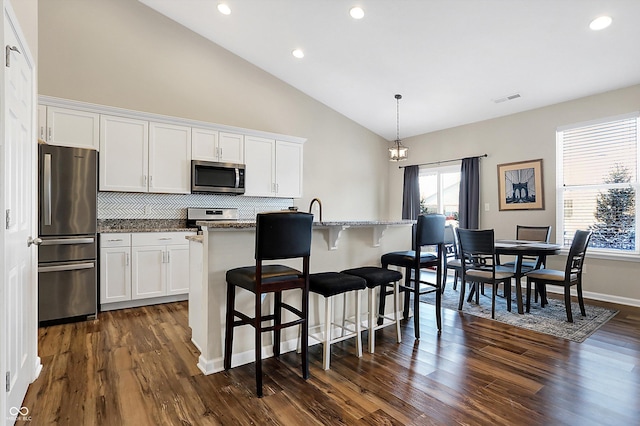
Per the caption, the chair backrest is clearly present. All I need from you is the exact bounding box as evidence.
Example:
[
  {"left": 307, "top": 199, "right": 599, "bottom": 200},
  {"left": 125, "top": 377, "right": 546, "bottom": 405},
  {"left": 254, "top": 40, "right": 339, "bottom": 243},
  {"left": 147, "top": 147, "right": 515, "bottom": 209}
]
[
  {"left": 415, "top": 214, "right": 446, "bottom": 247},
  {"left": 255, "top": 212, "right": 313, "bottom": 260},
  {"left": 444, "top": 224, "right": 459, "bottom": 259},
  {"left": 456, "top": 228, "right": 497, "bottom": 271},
  {"left": 564, "top": 229, "right": 592, "bottom": 277},
  {"left": 516, "top": 225, "right": 551, "bottom": 242}
]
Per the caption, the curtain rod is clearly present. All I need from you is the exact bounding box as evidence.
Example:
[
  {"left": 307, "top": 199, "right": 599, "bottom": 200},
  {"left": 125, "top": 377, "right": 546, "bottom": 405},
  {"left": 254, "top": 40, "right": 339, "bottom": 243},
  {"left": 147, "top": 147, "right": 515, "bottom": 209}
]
[{"left": 398, "top": 153, "right": 488, "bottom": 169}]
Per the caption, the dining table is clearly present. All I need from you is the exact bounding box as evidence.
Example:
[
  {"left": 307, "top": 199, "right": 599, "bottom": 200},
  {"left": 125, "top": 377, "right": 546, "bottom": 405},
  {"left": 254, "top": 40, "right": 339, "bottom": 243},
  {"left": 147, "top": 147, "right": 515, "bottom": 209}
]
[{"left": 494, "top": 239, "right": 562, "bottom": 314}]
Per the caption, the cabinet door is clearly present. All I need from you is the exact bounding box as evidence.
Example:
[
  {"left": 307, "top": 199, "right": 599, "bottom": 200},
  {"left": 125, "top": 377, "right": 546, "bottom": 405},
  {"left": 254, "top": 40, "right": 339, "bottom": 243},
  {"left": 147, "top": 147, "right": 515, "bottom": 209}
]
[
  {"left": 45, "top": 106, "right": 100, "bottom": 150},
  {"left": 99, "top": 115, "right": 149, "bottom": 192},
  {"left": 99, "top": 246, "right": 131, "bottom": 304},
  {"left": 149, "top": 122, "right": 191, "bottom": 194},
  {"left": 166, "top": 245, "right": 190, "bottom": 295},
  {"left": 218, "top": 132, "right": 244, "bottom": 164},
  {"left": 37, "top": 105, "right": 47, "bottom": 141},
  {"left": 131, "top": 245, "right": 166, "bottom": 299},
  {"left": 192, "top": 128, "right": 218, "bottom": 162},
  {"left": 275, "top": 140, "right": 303, "bottom": 198},
  {"left": 244, "top": 135, "right": 275, "bottom": 197}
]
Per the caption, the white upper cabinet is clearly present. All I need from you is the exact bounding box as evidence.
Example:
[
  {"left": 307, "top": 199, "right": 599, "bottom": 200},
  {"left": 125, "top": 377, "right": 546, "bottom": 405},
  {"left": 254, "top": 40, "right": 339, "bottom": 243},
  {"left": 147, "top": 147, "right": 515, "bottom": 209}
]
[
  {"left": 191, "top": 128, "right": 218, "bottom": 162},
  {"left": 99, "top": 116, "right": 191, "bottom": 194},
  {"left": 149, "top": 122, "right": 191, "bottom": 194},
  {"left": 39, "top": 105, "right": 100, "bottom": 150},
  {"left": 40, "top": 96, "right": 305, "bottom": 197},
  {"left": 192, "top": 128, "right": 244, "bottom": 164},
  {"left": 99, "top": 115, "right": 149, "bottom": 192},
  {"left": 218, "top": 132, "right": 244, "bottom": 164},
  {"left": 244, "top": 136, "right": 303, "bottom": 198},
  {"left": 275, "top": 140, "right": 303, "bottom": 198},
  {"left": 244, "top": 135, "right": 276, "bottom": 197}
]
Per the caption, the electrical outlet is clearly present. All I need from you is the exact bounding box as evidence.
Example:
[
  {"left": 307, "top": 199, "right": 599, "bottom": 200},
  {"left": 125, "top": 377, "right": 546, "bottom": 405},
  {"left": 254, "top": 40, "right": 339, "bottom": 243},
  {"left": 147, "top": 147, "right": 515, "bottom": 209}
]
[
  {"left": 484, "top": 203, "right": 490, "bottom": 212},
  {"left": 145, "top": 205, "right": 152, "bottom": 215}
]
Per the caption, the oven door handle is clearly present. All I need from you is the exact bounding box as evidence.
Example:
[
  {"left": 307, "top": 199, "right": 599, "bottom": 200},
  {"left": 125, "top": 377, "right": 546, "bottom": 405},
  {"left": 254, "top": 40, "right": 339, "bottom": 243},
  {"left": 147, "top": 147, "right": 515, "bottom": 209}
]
[
  {"left": 40, "top": 237, "right": 95, "bottom": 246},
  {"left": 39, "top": 261, "right": 95, "bottom": 273}
]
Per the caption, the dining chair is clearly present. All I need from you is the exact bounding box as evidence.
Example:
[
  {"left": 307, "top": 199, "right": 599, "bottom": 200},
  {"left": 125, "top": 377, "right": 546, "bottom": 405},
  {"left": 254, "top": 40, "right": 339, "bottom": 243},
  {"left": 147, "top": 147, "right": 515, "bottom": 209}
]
[
  {"left": 443, "top": 224, "right": 462, "bottom": 292},
  {"left": 456, "top": 228, "right": 515, "bottom": 319},
  {"left": 380, "top": 214, "right": 446, "bottom": 337},
  {"left": 223, "top": 211, "right": 313, "bottom": 397},
  {"left": 525, "top": 229, "right": 592, "bottom": 322},
  {"left": 499, "top": 225, "right": 552, "bottom": 301}
]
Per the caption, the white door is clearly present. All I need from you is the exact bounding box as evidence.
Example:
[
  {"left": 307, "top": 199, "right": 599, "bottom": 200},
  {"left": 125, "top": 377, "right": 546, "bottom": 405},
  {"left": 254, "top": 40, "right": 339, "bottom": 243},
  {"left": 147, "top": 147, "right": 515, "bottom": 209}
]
[
  {"left": 191, "top": 127, "right": 218, "bottom": 162},
  {"left": 2, "top": 4, "right": 38, "bottom": 423}
]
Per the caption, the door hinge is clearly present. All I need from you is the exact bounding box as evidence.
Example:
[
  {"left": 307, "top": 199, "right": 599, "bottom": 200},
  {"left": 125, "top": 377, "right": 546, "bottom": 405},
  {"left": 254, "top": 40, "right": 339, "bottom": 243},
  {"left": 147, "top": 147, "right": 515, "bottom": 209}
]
[
  {"left": 5, "top": 209, "right": 10, "bottom": 229},
  {"left": 5, "top": 371, "right": 10, "bottom": 392},
  {"left": 5, "top": 45, "right": 21, "bottom": 67}
]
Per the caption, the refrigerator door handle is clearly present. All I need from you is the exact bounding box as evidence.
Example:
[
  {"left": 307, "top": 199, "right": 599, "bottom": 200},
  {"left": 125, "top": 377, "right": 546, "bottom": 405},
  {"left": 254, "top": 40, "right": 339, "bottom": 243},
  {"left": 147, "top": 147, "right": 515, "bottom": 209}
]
[
  {"left": 39, "top": 237, "right": 95, "bottom": 245},
  {"left": 43, "top": 153, "right": 52, "bottom": 226},
  {"left": 38, "top": 261, "right": 95, "bottom": 273}
]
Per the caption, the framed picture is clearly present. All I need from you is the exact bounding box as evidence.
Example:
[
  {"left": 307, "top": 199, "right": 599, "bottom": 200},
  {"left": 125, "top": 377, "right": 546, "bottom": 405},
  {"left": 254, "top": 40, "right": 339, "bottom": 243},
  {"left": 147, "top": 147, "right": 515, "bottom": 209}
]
[{"left": 497, "top": 159, "right": 544, "bottom": 211}]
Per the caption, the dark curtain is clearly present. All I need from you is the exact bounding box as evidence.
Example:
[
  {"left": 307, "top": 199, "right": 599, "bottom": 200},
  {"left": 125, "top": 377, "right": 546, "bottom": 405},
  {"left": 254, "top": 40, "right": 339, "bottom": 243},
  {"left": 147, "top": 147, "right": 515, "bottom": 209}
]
[
  {"left": 402, "top": 165, "right": 420, "bottom": 220},
  {"left": 459, "top": 157, "right": 480, "bottom": 229}
]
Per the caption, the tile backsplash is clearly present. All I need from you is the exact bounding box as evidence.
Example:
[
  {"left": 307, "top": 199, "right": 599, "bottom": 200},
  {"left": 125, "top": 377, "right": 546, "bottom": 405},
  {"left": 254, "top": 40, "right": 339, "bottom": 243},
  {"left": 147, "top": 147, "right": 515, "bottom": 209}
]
[{"left": 97, "top": 192, "right": 293, "bottom": 220}]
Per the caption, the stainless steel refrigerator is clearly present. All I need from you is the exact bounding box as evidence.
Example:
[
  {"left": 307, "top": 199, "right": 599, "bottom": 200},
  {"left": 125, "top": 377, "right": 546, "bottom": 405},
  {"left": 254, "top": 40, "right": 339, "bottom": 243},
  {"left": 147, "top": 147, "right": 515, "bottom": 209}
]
[{"left": 38, "top": 144, "right": 97, "bottom": 323}]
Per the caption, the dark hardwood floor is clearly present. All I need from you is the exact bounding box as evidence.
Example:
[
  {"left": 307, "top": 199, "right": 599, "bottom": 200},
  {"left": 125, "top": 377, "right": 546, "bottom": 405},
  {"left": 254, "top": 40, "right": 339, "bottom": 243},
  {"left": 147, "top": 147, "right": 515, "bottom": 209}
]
[{"left": 19, "top": 291, "right": 640, "bottom": 426}]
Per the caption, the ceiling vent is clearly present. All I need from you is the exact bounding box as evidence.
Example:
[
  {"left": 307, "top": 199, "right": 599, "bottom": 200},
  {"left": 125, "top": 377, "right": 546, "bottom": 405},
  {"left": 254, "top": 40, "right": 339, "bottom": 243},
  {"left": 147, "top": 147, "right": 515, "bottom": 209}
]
[{"left": 493, "top": 93, "right": 521, "bottom": 103}]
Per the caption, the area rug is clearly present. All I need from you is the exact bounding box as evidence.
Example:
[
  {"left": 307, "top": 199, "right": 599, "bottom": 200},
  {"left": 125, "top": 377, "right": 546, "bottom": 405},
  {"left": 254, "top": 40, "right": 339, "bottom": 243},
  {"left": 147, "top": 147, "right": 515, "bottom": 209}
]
[{"left": 421, "top": 282, "right": 618, "bottom": 343}]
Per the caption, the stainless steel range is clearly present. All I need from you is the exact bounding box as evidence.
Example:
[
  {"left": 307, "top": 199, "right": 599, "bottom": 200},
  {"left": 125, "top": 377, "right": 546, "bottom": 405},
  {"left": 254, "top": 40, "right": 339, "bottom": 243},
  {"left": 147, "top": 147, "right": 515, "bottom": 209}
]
[{"left": 187, "top": 207, "right": 239, "bottom": 230}]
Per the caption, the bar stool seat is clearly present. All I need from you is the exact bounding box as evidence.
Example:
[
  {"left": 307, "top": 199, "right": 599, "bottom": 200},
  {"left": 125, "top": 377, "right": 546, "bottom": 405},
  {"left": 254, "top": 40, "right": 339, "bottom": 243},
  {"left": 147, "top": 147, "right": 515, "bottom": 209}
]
[
  {"left": 307, "top": 272, "right": 366, "bottom": 370},
  {"left": 341, "top": 267, "right": 403, "bottom": 353}
]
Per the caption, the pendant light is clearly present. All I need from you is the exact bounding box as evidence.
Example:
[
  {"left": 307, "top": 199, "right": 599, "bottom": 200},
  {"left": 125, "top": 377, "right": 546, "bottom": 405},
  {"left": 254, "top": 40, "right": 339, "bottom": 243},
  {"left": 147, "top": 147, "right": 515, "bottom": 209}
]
[{"left": 389, "top": 94, "right": 408, "bottom": 161}]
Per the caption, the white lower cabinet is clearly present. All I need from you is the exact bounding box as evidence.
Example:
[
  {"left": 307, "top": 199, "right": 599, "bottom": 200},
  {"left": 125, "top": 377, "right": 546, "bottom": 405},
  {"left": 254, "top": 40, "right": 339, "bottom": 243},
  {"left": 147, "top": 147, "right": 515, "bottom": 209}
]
[
  {"left": 100, "top": 231, "right": 194, "bottom": 308},
  {"left": 99, "top": 234, "right": 132, "bottom": 304}
]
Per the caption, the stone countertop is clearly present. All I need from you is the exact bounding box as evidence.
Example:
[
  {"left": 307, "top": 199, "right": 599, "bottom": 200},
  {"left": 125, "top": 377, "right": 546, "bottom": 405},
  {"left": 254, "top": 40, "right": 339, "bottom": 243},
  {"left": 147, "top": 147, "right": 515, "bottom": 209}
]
[
  {"left": 196, "top": 219, "right": 414, "bottom": 229},
  {"left": 97, "top": 219, "right": 197, "bottom": 233}
]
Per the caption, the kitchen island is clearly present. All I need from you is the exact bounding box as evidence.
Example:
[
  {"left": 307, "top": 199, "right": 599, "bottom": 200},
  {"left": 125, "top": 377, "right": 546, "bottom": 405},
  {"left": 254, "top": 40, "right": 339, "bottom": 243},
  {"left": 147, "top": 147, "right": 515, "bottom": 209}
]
[{"left": 189, "top": 219, "right": 413, "bottom": 375}]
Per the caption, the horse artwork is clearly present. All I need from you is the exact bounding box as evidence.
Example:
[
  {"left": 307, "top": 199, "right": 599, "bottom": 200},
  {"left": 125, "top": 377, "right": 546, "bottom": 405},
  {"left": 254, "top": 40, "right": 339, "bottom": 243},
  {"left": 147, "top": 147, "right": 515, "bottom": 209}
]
[{"left": 497, "top": 159, "right": 545, "bottom": 210}]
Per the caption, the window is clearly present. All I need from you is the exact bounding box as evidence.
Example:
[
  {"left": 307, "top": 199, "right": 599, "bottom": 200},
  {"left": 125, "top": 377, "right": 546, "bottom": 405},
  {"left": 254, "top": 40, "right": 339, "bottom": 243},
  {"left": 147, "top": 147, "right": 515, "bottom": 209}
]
[
  {"left": 419, "top": 165, "right": 460, "bottom": 225},
  {"left": 557, "top": 112, "right": 639, "bottom": 255}
]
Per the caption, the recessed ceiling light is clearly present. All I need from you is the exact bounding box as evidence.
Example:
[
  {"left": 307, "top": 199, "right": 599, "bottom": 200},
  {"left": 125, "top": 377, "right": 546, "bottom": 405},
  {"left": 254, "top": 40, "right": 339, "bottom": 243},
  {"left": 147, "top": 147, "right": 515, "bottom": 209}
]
[
  {"left": 589, "top": 16, "right": 612, "bottom": 30},
  {"left": 292, "top": 49, "right": 304, "bottom": 59},
  {"left": 349, "top": 7, "right": 365, "bottom": 20},
  {"left": 217, "top": 3, "right": 231, "bottom": 15}
]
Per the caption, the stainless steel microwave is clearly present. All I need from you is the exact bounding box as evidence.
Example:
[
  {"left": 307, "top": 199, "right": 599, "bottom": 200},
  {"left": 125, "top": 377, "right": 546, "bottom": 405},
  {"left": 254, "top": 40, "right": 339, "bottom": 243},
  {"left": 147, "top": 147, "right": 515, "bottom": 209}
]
[{"left": 191, "top": 161, "right": 245, "bottom": 194}]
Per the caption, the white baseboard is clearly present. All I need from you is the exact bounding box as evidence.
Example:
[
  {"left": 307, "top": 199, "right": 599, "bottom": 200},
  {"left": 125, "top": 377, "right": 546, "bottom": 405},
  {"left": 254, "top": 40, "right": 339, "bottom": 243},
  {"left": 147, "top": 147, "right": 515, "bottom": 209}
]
[{"left": 197, "top": 336, "right": 302, "bottom": 376}]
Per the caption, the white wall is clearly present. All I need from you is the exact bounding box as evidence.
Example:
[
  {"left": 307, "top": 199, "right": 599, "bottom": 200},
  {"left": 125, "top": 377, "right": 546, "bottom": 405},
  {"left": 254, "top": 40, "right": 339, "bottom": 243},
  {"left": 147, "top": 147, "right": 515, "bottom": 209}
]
[
  {"left": 37, "top": 0, "right": 390, "bottom": 221},
  {"left": 389, "top": 84, "right": 640, "bottom": 304}
]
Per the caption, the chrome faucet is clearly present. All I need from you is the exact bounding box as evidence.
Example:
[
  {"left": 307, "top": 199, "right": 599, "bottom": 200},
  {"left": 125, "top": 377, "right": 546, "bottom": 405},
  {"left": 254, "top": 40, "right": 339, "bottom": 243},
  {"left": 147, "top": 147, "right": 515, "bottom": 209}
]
[{"left": 308, "top": 198, "right": 323, "bottom": 222}]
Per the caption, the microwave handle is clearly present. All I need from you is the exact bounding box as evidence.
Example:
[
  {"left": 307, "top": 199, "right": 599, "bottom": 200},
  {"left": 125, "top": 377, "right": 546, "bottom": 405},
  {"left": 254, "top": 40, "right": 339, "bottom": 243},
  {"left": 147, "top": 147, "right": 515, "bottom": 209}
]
[{"left": 235, "top": 168, "right": 240, "bottom": 188}]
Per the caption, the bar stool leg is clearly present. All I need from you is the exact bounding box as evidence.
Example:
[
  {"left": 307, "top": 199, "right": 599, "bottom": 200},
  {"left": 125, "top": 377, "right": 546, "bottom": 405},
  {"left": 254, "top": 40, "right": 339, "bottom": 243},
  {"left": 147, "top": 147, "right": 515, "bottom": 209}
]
[
  {"left": 394, "top": 279, "right": 401, "bottom": 343},
  {"left": 368, "top": 286, "right": 376, "bottom": 353},
  {"left": 355, "top": 289, "right": 363, "bottom": 358},
  {"left": 322, "top": 295, "right": 332, "bottom": 370}
]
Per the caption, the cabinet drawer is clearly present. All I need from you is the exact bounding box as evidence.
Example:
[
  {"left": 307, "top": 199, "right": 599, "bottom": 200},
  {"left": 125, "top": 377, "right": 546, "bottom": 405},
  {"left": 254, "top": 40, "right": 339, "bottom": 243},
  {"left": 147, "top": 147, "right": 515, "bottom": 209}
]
[
  {"left": 131, "top": 232, "right": 194, "bottom": 246},
  {"left": 100, "top": 233, "right": 131, "bottom": 248}
]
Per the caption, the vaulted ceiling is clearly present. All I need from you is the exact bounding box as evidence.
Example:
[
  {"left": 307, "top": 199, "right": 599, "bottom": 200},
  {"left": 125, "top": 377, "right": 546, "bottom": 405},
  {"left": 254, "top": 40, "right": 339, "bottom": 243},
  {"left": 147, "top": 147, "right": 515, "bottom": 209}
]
[{"left": 139, "top": 0, "right": 640, "bottom": 141}]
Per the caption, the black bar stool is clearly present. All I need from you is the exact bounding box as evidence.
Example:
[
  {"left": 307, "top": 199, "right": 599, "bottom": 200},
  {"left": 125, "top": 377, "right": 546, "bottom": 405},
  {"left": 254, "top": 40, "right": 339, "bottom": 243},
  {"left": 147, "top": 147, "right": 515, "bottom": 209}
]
[
  {"left": 307, "top": 272, "right": 367, "bottom": 370},
  {"left": 380, "top": 214, "right": 446, "bottom": 338},
  {"left": 341, "top": 266, "right": 403, "bottom": 353},
  {"left": 223, "top": 211, "right": 313, "bottom": 398}
]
